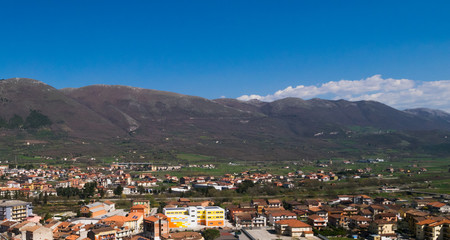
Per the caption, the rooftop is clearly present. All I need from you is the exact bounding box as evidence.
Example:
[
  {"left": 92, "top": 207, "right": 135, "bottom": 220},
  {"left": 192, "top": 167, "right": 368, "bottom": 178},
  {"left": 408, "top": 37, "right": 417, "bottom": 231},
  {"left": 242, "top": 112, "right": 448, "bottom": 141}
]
[
  {"left": 276, "top": 219, "right": 312, "bottom": 228},
  {"left": 0, "top": 200, "right": 31, "bottom": 207}
]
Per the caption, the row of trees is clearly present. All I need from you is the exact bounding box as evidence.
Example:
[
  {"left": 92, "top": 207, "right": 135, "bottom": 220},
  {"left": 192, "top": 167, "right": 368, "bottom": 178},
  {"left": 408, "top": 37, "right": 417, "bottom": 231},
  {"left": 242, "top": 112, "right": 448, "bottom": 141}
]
[
  {"left": 0, "top": 110, "right": 52, "bottom": 129},
  {"left": 56, "top": 182, "right": 98, "bottom": 199},
  {"left": 56, "top": 183, "right": 129, "bottom": 200},
  {"left": 0, "top": 190, "right": 28, "bottom": 200}
]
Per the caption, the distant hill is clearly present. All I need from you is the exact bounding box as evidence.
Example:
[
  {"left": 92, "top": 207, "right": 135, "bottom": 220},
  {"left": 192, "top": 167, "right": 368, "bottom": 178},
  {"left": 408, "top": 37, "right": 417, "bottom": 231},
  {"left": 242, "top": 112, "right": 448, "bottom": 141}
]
[
  {"left": 1, "top": 78, "right": 449, "bottom": 161},
  {"left": 0, "top": 78, "right": 124, "bottom": 138}
]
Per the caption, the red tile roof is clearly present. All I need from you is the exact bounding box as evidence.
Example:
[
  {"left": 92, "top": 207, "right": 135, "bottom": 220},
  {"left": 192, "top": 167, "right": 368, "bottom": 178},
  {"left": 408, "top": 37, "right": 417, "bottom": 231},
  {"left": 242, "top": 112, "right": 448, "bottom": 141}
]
[{"left": 276, "top": 219, "right": 312, "bottom": 228}]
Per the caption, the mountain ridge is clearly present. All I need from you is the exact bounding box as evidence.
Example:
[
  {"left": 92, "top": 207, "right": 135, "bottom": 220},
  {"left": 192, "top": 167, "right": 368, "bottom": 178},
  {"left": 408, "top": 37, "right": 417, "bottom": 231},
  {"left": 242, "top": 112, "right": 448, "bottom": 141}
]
[{"left": 1, "top": 78, "right": 449, "bottom": 160}]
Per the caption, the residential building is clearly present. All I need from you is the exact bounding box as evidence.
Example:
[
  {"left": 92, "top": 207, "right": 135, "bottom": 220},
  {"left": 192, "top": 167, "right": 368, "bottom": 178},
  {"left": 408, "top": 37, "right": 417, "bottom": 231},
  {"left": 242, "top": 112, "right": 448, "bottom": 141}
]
[
  {"left": 23, "top": 225, "right": 53, "bottom": 240},
  {"left": 375, "top": 213, "right": 398, "bottom": 222},
  {"left": 103, "top": 200, "right": 116, "bottom": 212},
  {"left": 228, "top": 207, "right": 255, "bottom": 222},
  {"left": 130, "top": 204, "right": 150, "bottom": 216},
  {"left": 143, "top": 215, "right": 169, "bottom": 240},
  {"left": 349, "top": 216, "right": 372, "bottom": 230},
  {"left": 427, "top": 202, "right": 450, "bottom": 213},
  {"left": 307, "top": 214, "right": 328, "bottom": 229},
  {"left": 0, "top": 200, "right": 33, "bottom": 221},
  {"left": 329, "top": 214, "right": 349, "bottom": 229},
  {"left": 369, "top": 220, "right": 397, "bottom": 240},
  {"left": 80, "top": 202, "right": 107, "bottom": 218},
  {"left": 234, "top": 213, "right": 266, "bottom": 228},
  {"left": 132, "top": 200, "right": 151, "bottom": 211},
  {"left": 267, "top": 199, "right": 282, "bottom": 208},
  {"left": 354, "top": 195, "right": 373, "bottom": 205},
  {"left": 415, "top": 219, "right": 450, "bottom": 240},
  {"left": 266, "top": 210, "right": 297, "bottom": 226},
  {"left": 163, "top": 206, "right": 224, "bottom": 229},
  {"left": 275, "top": 219, "right": 314, "bottom": 238},
  {"left": 87, "top": 227, "right": 117, "bottom": 240}
]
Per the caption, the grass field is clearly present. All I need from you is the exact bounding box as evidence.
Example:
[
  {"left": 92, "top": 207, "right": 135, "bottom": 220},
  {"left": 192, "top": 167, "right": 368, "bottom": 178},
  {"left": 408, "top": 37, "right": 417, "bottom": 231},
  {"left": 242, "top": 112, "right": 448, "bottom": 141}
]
[{"left": 176, "top": 153, "right": 214, "bottom": 162}]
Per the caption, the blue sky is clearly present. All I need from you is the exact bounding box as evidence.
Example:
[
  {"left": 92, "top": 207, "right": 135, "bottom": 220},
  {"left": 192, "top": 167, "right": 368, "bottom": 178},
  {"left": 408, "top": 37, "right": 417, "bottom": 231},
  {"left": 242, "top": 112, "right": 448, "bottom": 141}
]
[{"left": 1, "top": 1, "right": 450, "bottom": 111}]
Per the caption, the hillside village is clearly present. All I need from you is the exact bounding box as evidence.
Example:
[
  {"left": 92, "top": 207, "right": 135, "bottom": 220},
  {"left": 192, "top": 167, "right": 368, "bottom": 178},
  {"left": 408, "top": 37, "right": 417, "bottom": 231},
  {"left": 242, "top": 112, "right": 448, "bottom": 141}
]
[{"left": 0, "top": 163, "right": 447, "bottom": 240}]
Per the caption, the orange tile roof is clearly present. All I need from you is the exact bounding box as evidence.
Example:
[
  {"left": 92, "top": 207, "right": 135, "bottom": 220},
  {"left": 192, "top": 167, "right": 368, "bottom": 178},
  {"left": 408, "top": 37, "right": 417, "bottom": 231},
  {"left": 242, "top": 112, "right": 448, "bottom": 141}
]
[
  {"left": 308, "top": 207, "right": 322, "bottom": 212},
  {"left": 23, "top": 225, "right": 40, "bottom": 232},
  {"left": 144, "top": 216, "right": 160, "bottom": 222},
  {"left": 66, "top": 235, "right": 79, "bottom": 240},
  {"left": 276, "top": 219, "right": 312, "bottom": 228},
  {"left": 269, "top": 210, "right": 296, "bottom": 217},
  {"left": 416, "top": 219, "right": 438, "bottom": 226},
  {"left": 428, "top": 202, "right": 446, "bottom": 208},
  {"left": 428, "top": 219, "right": 450, "bottom": 227},
  {"left": 58, "top": 222, "right": 70, "bottom": 229},
  {"left": 103, "top": 200, "right": 114, "bottom": 205},
  {"left": 360, "top": 195, "right": 372, "bottom": 199},
  {"left": 131, "top": 204, "right": 147, "bottom": 210},
  {"left": 101, "top": 215, "right": 129, "bottom": 225},
  {"left": 128, "top": 212, "right": 143, "bottom": 220},
  {"left": 155, "top": 213, "right": 168, "bottom": 220}
]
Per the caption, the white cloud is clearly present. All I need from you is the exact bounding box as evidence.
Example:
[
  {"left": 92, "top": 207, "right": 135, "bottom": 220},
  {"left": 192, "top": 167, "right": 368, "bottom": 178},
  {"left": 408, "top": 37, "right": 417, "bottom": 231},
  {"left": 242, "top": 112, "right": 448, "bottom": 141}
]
[{"left": 237, "top": 75, "right": 450, "bottom": 113}]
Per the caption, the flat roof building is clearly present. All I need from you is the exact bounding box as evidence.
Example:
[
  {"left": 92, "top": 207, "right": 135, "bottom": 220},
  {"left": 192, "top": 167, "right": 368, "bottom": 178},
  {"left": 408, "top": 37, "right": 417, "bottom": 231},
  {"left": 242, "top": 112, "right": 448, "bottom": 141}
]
[
  {"left": 0, "top": 200, "right": 33, "bottom": 221},
  {"left": 163, "top": 206, "right": 225, "bottom": 229}
]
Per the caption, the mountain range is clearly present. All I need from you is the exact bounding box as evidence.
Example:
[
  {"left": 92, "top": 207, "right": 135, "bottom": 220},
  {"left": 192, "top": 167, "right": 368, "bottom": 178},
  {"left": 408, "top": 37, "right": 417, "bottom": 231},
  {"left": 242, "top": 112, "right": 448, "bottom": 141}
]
[{"left": 1, "top": 78, "right": 449, "bottom": 161}]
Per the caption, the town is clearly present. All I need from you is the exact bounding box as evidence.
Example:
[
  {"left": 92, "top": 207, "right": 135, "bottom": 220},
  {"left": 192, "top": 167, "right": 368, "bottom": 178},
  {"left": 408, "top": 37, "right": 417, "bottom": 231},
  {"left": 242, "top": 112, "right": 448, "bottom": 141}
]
[{"left": 0, "top": 161, "right": 448, "bottom": 240}]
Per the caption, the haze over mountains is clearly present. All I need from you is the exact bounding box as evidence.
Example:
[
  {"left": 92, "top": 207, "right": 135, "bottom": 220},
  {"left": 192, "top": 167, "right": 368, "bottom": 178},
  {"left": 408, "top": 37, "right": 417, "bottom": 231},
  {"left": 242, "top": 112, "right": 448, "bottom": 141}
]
[{"left": 1, "top": 78, "right": 449, "bottom": 160}]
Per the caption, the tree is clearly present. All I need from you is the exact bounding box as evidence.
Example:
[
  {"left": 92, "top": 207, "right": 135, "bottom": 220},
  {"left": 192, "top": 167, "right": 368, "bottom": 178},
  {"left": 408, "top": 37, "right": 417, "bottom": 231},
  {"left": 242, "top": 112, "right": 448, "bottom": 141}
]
[
  {"left": 82, "top": 182, "right": 97, "bottom": 198},
  {"left": 236, "top": 180, "right": 255, "bottom": 194},
  {"left": 43, "top": 212, "right": 53, "bottom": 221},
  {"left": 4, "top": 191, "right": 10, "bottom": 199},
  {"left": 202, "top": 229, "right": 220, "bottom": 240},
  {"left": 24, "top": 109, "right": 52, "bottom": 129},
  {"left": 0, "top": 117, "right": 7, "bottom": 128},
  {"left": 43, "top": 192, "right": 48, "bottom": 205},
  {"left": 38, "top": 192, "right": 43, "bottom": 203},
  {"left": 99, "top": 188, "right": 106, "bottom": 199},
  {"left": 114, "top": 185, "right": 123, "bottom": 196},
  {"left": 137, "top": 186, "right": 146, "bottom": 194},
  {"left": 8, "top": 114, "right": 23, "bottom": 129}
]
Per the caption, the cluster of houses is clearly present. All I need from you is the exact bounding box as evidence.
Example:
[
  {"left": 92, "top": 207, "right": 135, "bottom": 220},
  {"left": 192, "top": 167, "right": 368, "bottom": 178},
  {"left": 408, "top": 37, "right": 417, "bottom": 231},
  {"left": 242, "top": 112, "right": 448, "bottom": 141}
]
[
  {"left": 0, "top": 161, "right": 448, "bottom": 240},
  {"left": 0, "top": 199, "right": 215, "bottom": 240},
  {"left": 226, "top": 194, "right": 450, "bottom": 240},
  {"left": 0, "top": 192, "right": 449, "bottom": 240},
  {"left": 0, "top": 161, "right": 433, "bottom": 200}
]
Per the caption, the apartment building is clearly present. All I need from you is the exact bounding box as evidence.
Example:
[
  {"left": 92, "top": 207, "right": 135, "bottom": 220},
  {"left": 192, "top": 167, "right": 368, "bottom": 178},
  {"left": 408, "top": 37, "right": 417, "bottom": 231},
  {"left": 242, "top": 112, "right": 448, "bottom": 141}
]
[
  {"left": 307, "top": 214, "right": 328, "bottom": 230},
  {"left": 369, "top": 220, "right": 397, "bottom": 239},
  {"left": 163, "top": 206, "right": 225, "bottom": 229},
  {"left": 0, "top": 200, "right": 33, "bottom": 221},
  {"left": 275, "top": 219, "right": 314, "bottom": 238},
  {"left": 143, "top": 215, "right": 169, "bottom": 240},
  {"left": 415, "top": 219, "right": 450, "bottom": 240},
  {"left": 80, "top": 202, "right": 107, "bottom": 218}
]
